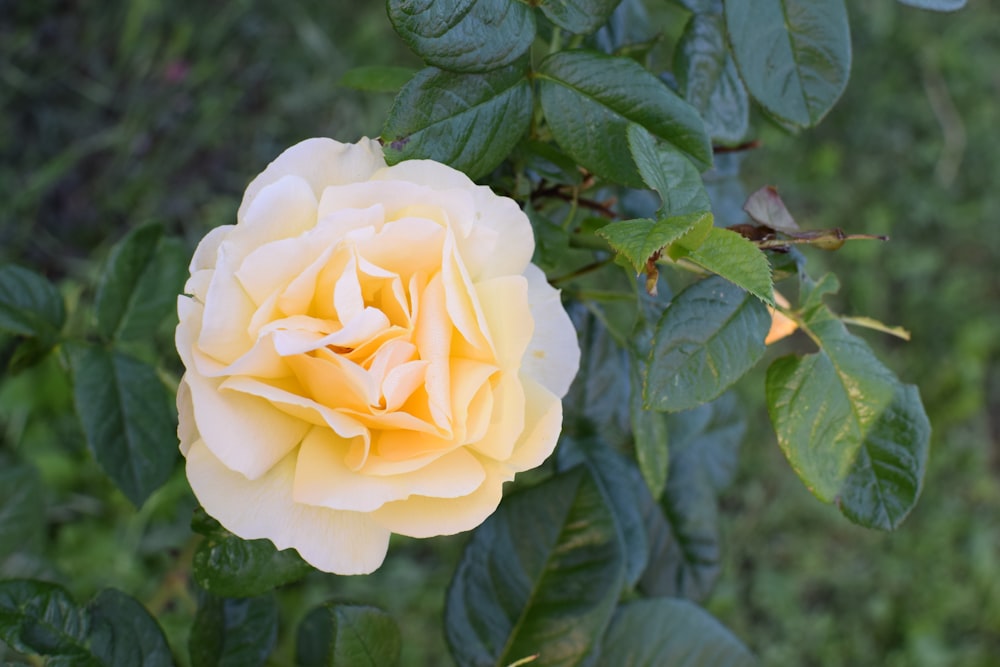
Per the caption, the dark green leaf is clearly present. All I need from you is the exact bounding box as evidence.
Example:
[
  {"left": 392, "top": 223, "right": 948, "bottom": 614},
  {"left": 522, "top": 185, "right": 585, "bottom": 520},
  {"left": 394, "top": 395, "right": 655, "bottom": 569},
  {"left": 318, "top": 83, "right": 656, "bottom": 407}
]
[
  {"left": 726, "top": 0, "right": 851, "bottom": 128},
  {"left": 68, "top": 343, "right": 178, "bottom": 507},
  {"left": 766, "top": 309, "right": 929, "bottom": 529},
  {"left": 0, "top": 264, "right": 65, "bottom": 340},
  {"left": 445, "top": 468, "right": 625, "bottom": 667},
  {"left": 537, "top": 50, "right": 712, "bottom": 187},
  {"left": 387, "top": 0, "right": 534, "bottom": 72},
  {"left": 670, "top": 227, "right": 774, "bottom": 304},
  {"left": 645, "top": 276, "right": 770, "bottom": 412},
  {"left": 94, "top": 224, "right": 161, "bottom": 341},
  {"left": 676, "top": 13, "right": 749, "bottom": 144},
  {"left": 563, "top": 307, "right": 631, "bottom": 446},
  {"left": 0, "top": 580, "right": 95, "bottom": 665},
  {"left": 189, "top": 593, "right": 278, "bottom": 667},
  {"left": 557, "top": 436, "right": 650, "bottom": 587},
  {"left": 296, "top": 603, "right": 401, "bottom": 667},
  {"left": 897, "top": 0, "right": 966, "bottom": 10},
  {"left": 598, "top": 598, "right": 756, "bottom": 666},
  {"left": 640, "top": 394, "right": 744, "bottom": 600},
  {"left": 338, "top": 65, "right": 417, "bottom": 92},
  {"left": 626, "top": 124, "right": 712, "bottom": 218},
  {"left": 193, "top": 532, "right": 313, "bottom": 598},
  {"left": 87, "top": 589, "right": 174, "bottom": 667},
  {"left": 0, "top": 466, "right": 45, "bottom": 561},
  {"left": 540, "top": 0, "right": 622, "bottom": 35},
  {"left": 382, "top": 65, "right": 532, "bottom": 179},
  {"left": 630, "top": 363, "right": 669, "bottom": 500}
]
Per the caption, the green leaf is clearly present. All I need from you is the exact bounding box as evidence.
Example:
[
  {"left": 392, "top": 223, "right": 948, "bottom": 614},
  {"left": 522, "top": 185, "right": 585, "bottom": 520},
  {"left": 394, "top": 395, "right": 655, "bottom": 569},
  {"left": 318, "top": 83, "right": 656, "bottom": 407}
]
[
  {"left": 87, "top": 589, "right": 174, "bottom": 667},
  {"left": 382, "top": 65, "right": 532, "bottom": 180},
  {"left": 445, "top": 468, "right": 625, "bottom": 667},
  {"left": 644, "top": 276, "right": 770, "bottom": 412},
  {"left": 557, "top": 435, "right": 650, "bottom": 588},
  {"left": 0, "top": 580, "right": 95, "bottom": 665},
  {"left": 387, "top": 0, "right": 535, "bottom": 73},
  {"left": 0, "top": 264, "right": 65, "bottom": 340},
  {"left": 640, "top": 394, "right": 744, "bottom": 600},
  {"left": 537, "top": 50, "right": 712, "bottom": 187},
  {"left": 540, "top": 0, "right": 622, "bottom": 35},
  {"left": 338, "top": 65, "right": 417, "bottom": 93},
  {"left": 897, "top": 0, "right": 966, "bottom": 10},
  {"left": 766, "top": 309, "right": 930, "bottom": 529},
  {"left": 630, "top": 363, "right": 669, "bottom": 500},
  {"left": 626, "top": 124, "right": 712, "bottom": 218},
  {"left": 0, "top": 466, "right": 45, "bottom": 561},
  {"left": 193, "top": 531, "right": 313, "bottom": 598},
  {"left": 676, "top": 13, "right": 749, "bottom": 144},
  {"left": 598, "top": 213, "right": 710, "bottom": 274},
  {"left": 598, "top": 598, "right": 757, "bottom": 666},
  {"left": 726, "top": 0, "right": 851, "bottom": 128},
  {"left": 68, "top": 343, "right": 178, "bottom": 507},
  {"left": 296, "top": 603, "right": 401, "bottom": 667},
  {"left": 189, "top": 593, "right": 278, "bottom": 667},
  {"left": 671, "top": 227, "right": 774, "bottom": 304},
  {"left": 94, "top": 227, "right": 188, "bottom": 343}
]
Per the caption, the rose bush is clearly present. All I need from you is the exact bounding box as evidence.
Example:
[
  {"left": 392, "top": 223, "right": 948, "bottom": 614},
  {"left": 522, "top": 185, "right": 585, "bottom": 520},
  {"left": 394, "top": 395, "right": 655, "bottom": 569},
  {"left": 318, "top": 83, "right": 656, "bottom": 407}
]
[{"left": 176, "top": 138, "right": 580, "bottom": 574}]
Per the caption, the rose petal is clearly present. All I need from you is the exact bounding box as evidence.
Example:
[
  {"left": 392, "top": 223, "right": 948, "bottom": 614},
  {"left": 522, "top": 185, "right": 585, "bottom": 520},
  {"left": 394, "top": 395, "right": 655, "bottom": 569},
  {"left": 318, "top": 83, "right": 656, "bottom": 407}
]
[
  {"left": 176, "top": 376, "right": 196, "bottom": 456},
  {"left": 186, "top": 439, "right": 390, "bottom": 574},
  {"left": 196, "top": 244, "right": 257, "bottom": 364},
  {"left": 227, "top": 175, "right": 318, "bottom": 266},
  {"left": 505, "top": 375, "right": 563, "bottom": 472},
  {"left": 476, "top": 275, "right": 532, "bottom": 370},
  {"left": 521, "top": 263, "right": 580, "bottom": 398},
  {"left": 239, "top": 138, "right": 385, "bottom": 221},
  {"left": 468, "top": 370, "right": 525, "bottom": 461},
  {"left": 293, "top": 428, "right": 486, "bottom": 512},
  {"left": 189, "top": 224, "right": 233, "bottom": 273},
  {"left": 370, "top": 461, "right": 511, "bottom": 538}
]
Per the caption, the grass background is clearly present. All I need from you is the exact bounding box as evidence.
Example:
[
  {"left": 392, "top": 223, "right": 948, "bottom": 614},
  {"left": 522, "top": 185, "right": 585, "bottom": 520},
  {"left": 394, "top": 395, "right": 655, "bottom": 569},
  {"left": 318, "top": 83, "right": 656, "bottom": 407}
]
[{"left": 2, "top": 0, "right": 998, "bottom": 665}]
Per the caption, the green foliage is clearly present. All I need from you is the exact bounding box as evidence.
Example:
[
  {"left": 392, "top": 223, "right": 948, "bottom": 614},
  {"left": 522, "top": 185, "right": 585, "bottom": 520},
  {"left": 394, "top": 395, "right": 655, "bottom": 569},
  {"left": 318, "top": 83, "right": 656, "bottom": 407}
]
[
  {"left": 445, "top": 468, "right": 625, "bottom": 666},
  {"left": 598, "top": 598, "right": 756, "bottom": 666},
  {"left": 67, "top": 343, "right": 178, "bottom": 507},
  {"left": 3, "top": 0, "right": 986, "bottom": 663},
  {"left": 296, "top": 603, "right": 402, "bottom": 667}
]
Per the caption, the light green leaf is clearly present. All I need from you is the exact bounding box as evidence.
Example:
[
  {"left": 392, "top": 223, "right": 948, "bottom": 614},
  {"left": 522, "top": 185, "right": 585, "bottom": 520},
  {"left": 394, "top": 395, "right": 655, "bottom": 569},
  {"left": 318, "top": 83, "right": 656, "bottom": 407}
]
[
  {"left": 766, "top": 309, "right": 930, "bottom": 529},
  {"left": 598, "top": 598, "right": 757, "bottom": 666},
  {"left": 68, "top": 343, "right": 178, "bottom": 507},
  {"left": 537, "top": 50, "right": 712, "bottom": 187},
  {"left": 338, "top": 65, "right": 417, "bottom": 93},
  {"left": 676, "top": 13, "right": 749, "bottom": 144},
  {"left": 540, "top": 0, "right": 622, "bottom": 35},
  {"left": 296, "top": 603, "right": 401, "bottom": 667},
  {"left": 445, "top": 468, "right": 625, "bottom": 667},
  {"left": 726, "top": 0, "right": 851, "bottom": 128},
  {"left": 382, "top": 66, "right": 531, "bottom": 180},
  {"left": 598, "top": 213, "right": 710, "bottom": 274},
  {"left": 898, "top": 0, "right": 966, "bottom": 10},
  {"left": 671, "top": 227, "right": 774, "bottom": 304},
  {"left": 0, "top": 264, "right": 65, "bottom": 340},
  {"left": 189, "top": 593, "right": 278, "bottom": 667},
  {"left": 87, "top": 589, "right": 174, "bottom": 667},
  {"left": 644, "top": 276, "right": 769, "bottom": 412},
  {"left": 387, "top": 0, "right": 535, "bottom": 72},
  {"left": 626, "top": 124, "right": 712, "bottom": 217}
]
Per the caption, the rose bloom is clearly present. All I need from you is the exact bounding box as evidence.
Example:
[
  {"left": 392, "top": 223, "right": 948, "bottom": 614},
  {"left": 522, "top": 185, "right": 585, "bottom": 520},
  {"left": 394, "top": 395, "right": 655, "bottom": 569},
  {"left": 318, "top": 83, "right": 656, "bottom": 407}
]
[{"left": 176, "top": 138, "right": 580, "bottom": 574}]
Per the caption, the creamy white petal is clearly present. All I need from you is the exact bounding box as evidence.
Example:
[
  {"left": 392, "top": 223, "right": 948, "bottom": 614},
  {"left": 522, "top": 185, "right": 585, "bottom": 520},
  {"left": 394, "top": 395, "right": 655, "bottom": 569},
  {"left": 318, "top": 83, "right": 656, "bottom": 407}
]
[
  {"left": 239, "top": 138, "right": 385, "bottom": 221},
  {"left": 176, "top": 377, "right": 197, "bottom": 456},
  {"left": 185, "top": 439, "right": 390, "bottom": 575},
  {"left": 476, "top": 275, "right": 532, "bottom": 371},
  {"left": 293, "top": 428, "right": 486, "bottom": 512},
  {"left": 189, "top": 224, "right": 233, "bottom": 273},
  {"left": 521, "top": 263, "right": 580, "bottom": 398},
  {"left": 196, "top": 244, "right": 256, "bottom": 364},
  {"left": 370, "top": 461, "right": 512, "bottom": 538},
  {"left": 505, "top": 375, "right": 563, "bottom": 472},
  {"left": 227, "top": 175, "right": 318, "bottom": 267}
]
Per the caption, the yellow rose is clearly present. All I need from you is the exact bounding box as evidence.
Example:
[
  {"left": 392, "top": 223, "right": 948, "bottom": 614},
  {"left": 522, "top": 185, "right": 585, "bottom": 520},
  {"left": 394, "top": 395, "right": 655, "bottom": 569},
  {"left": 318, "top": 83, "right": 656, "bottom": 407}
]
[{"left": 176, "top": 138, "right": 580, "bottom": 574}]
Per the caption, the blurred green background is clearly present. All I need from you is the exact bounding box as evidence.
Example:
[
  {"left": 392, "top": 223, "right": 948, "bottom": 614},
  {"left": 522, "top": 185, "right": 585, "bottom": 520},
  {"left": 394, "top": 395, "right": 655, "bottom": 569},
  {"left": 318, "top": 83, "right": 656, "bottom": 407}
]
[{"left": 1, "top": 0, "right": 997, "bottom": 665}]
